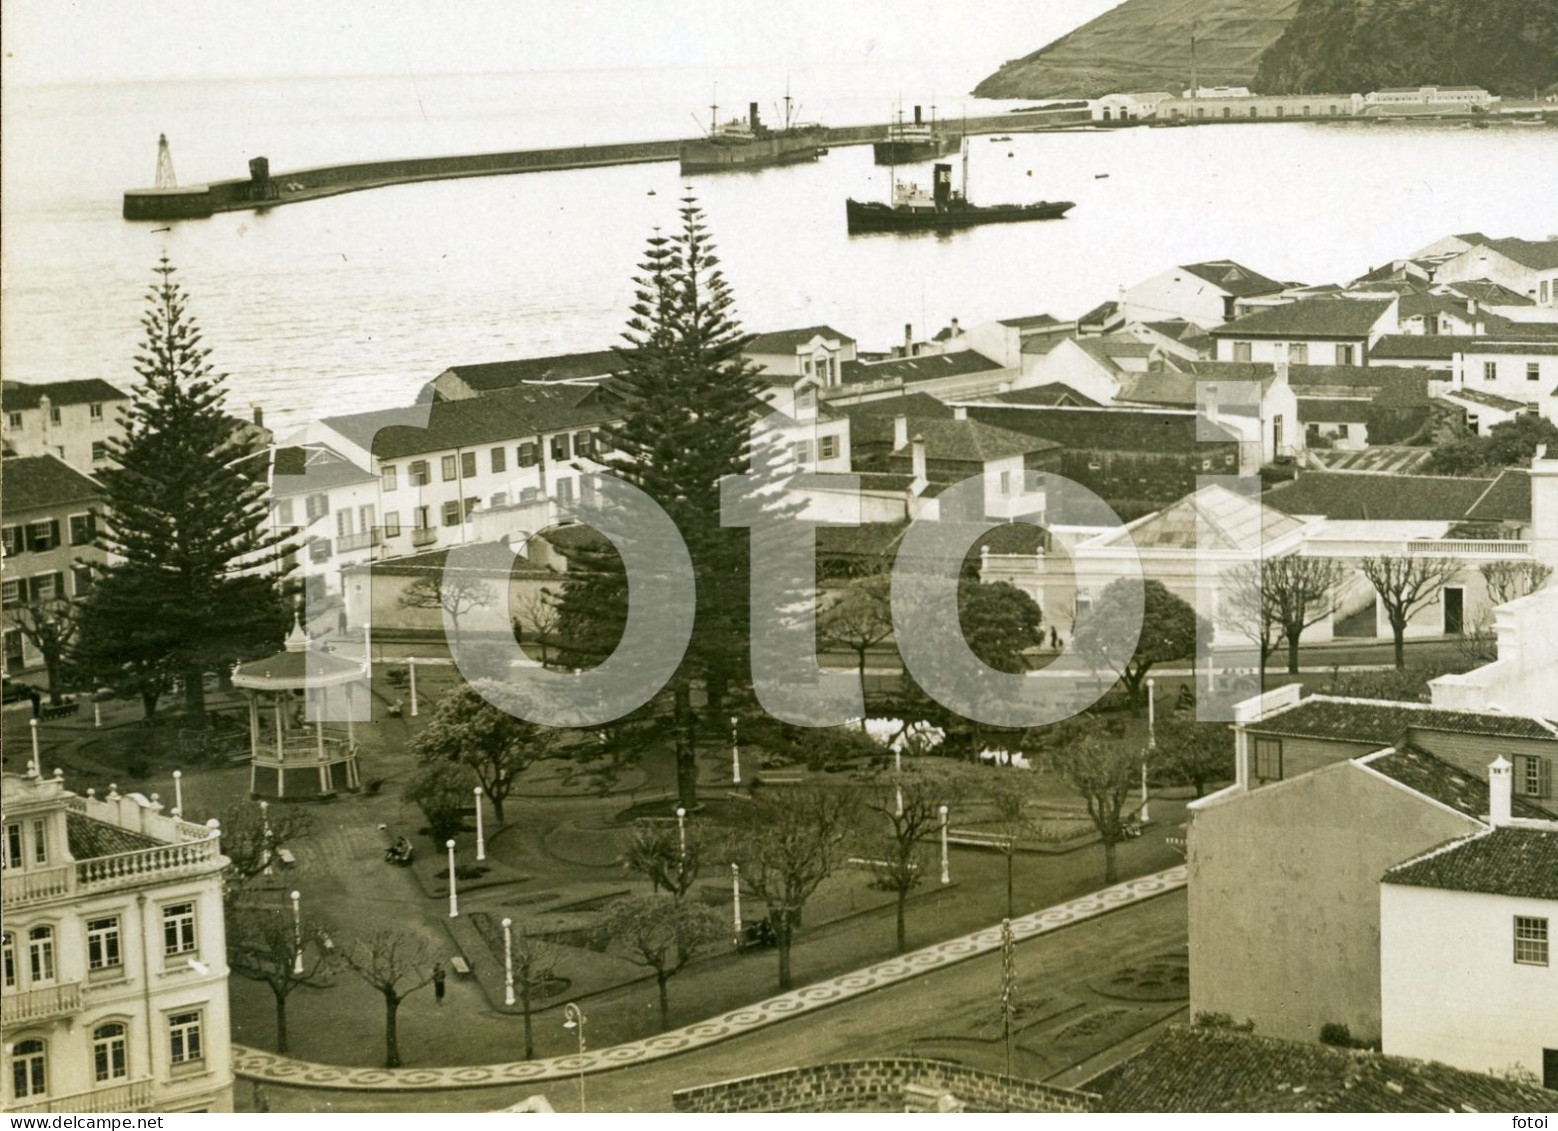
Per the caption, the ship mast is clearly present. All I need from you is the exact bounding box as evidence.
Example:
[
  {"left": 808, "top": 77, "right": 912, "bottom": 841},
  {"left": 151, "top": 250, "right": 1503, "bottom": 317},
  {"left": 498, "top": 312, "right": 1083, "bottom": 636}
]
[
  {"left": 155, "top": 133, "right": 177, "bottom": 188},
  {"left": 961, "top": 111, "right": 970, "bottom": 200},
  {"left": 710, "top": 84, "right": 720, "bottom": 134}
]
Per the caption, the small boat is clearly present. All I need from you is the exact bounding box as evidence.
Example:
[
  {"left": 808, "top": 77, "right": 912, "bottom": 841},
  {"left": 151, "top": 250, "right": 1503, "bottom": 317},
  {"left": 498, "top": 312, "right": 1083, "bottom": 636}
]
[
  {"left": 989, "top": 135, "right": 1013, "bottom": 142},
  {"left": 845, "top": 149, "right": 1072, "bottom": 235},
  {"left": 1094, "top": 173, "right": 1109, "bottom": 179}
]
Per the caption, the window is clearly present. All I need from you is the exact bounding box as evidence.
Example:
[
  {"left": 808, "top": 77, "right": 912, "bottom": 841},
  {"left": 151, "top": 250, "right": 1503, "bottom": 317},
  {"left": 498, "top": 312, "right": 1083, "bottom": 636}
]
[
  {"left": 29, "top": 926, "right": 55, "bottom": 983},
  {"left": 490, "top": 492, "right": 508, "bottom": 508},
  {"left": 409, "top": 460, "right": 430, "bottom": 486},
  {"left": 49, "top": 406, "right": 62, "bottom": 425},
  {"left": 336, "top": 509, "right": 354, "bottom": 538},
  {"left": 93, "top": 1023, "right": 127, "bottom": 1083},
  {"left": 28, "top": 520, "right": 59, "bottom": 552},
  {"left": 11, "top": 1039, "right": 46, "bottom": 1099},
  {"left": 520, "top": 488, "right": 539, "bottom": 505},
  {"left": 168, "top": 1010, "right": 204, "bottom": 1066},
  {"left": 1, "top": 932, "right": 14, "bottom": 990},
  {"left": 820, "top": 434, "right": 839, "bottom": 461},
  {"left": 1424, "top": 315, "right": 1439, "bottom": 336},
  {"left": 162, "top": 902, "right": 197, "bottom": 957},
  {"left": 308, "top": 537, "right": 331, "bottom": 563},
  {"left": 4, "top": 823, "right": 21, "bottom": 868},
  {"left": 797, "top": 386, "right": 816, "bottom": 412},
  {"left": 441, "top": 455, "right": 458, "bottom": 482},
  {"left": 1, "top": 580, "right": 19, "bottom": 608},
  {"left": 463, "top": 496, "right": 479, "bottom": 519},
  {"left": 550, "top": 435, "right": 570, "bottom": 461},
  {"left": 1254, "top": 738, "right": 1283, "bottom": 782},
  {"left": 1, "top": 525, "right": 20, "bottom": 556},
  {"left": 31, "top": 819, "right": 47, "bottom": 864},
  {"left": 87, "top": 916, "right": 122, "bottom": 971},
  {"left": 1543, "top": 281, "right": 1551, "bottom": 304},
  {"left": 1337, "top": 345, "right": 1356, "bottom": 366},
  {"left": 89, "top": 402, "right": 104, "bottom": 420},
  {"left": 273, "top": 498, "right": 295, "bottom": 525},
  {"left": 91, "top": 441, "right": 108, "bottom": 462},
  {"left": 792, "top": 440, "right": 814, "bottom": 466},
  {"left": 304, "top": 493, "right": 329, "bottom": 522},
  {"left": 73, "top": 566, "right": 93, "bottom": 597},
  {"left": 517, "top": 442, "right": 538, "bottom": 468},
  {"left": 574, "top": 431, "right": 593, "bottom": 458},
  {"left": 490, "top": 446, "right": 506, "bottom": 474},
  {"left": 358, "top": 504, "right": 375, "bottom": 533},
  {"left": 1529, "top": 363, "right": 1541, "bottom": 382},
  {"left": 1514, "top": 916, "right": 1548, "bottom": 966},
  {"left": 460, "top": 451, "right": 477, "bottom": 479},
  {"left": 413, "top": 506, "right": 430, "bottom": 531},
  {"left": 1484, "top": 361, "right": 1498, "bottom": 382},
  {"left": 999, "top": 471, "right": 1011, "bottom": 496},
  {"left": 442, "top": 501, "right": 462, "bottom": 527},
  {"left": 1288, "top": 343, "right": 1308, "bottom": 364},
  {"left": 1248, "top": 106, "right": 1257, "bottom": 118},
  {"left": 1338, "top": 424, "right": 1351, "bottom": 439},
  {"left": 382, "top": 465, "right": 398, "bottom": 492},
  {"left": 383, "top": 511, "right": 401, "bottom": 538},
  {"left": 555, "top": 478, "right": 574, "bottom": 505},
  {"left": 29, "top": 574, "right": 60, "bottom": 603},
  {"left": 6, "top": 411, "right": 21, "bottom": 430},
  {"left": 1233, "top": 342, "right": 1252, "bottom": 362},
  {"left": 1514, "top": 754, "right": 1552, "bottom": 799}
]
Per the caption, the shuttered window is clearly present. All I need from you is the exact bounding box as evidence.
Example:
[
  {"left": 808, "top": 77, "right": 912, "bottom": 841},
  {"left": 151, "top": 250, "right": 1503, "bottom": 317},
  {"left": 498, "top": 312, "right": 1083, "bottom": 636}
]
[{"left": 1514, "top": 754, "right": 1552, "bottom": 799}]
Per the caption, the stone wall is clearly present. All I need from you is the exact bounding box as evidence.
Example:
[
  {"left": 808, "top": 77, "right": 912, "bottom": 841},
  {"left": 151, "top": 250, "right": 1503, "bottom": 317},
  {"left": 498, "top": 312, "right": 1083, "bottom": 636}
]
[{"left": 670, "top": 1058, "right": 1098, "bottom": 1113}]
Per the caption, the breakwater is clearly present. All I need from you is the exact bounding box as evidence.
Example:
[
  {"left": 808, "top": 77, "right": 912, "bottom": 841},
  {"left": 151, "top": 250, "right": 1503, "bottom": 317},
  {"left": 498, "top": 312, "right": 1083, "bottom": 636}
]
[{"left": 122, "top": 108, "right": 1091, "bottom": 220}]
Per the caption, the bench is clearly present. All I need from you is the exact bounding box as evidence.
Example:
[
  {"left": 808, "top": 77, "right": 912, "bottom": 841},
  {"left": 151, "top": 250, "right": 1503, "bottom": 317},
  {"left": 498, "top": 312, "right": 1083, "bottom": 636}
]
[
  {"left": 448, "top": 955, "right": 472, "bottom": 976},
  {"left": 755, "top": 771, "right": 804, "bottom": 785},
  {"left": 275, "top": 848, "right": 297, "bottom": 867},
  {"left": 39, "top": 702, "right": 80, "bottom": 721}
]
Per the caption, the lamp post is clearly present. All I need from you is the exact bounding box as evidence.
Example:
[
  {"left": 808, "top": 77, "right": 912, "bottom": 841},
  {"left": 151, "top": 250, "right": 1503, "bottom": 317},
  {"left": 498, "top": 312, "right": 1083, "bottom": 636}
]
[
  {"left": 562, "top": 1003, "right": 587, "bottom": 1112},
  {"left": 939, "top": 804, "right": 951, "bottom": 885},
  {"left": 94, "top": 700, "right": 102, "bottom": 728},
  {"left": 730, "top": 715, "right": 741, "bottom": 784},
  {"left": 474, "top": 786, "right": 486, "bottom": 861},
  {"left": 894, "top": 746, "right": 904, "bottom": 817},
  {"left": 446, "top": 839, "right": 459, "bottom": 918},
  {"left": 290, "top": 890, "right": 303, "bottom": 974},
  {"left": 501, "top": 917, "right": 516, "bottom": 1007},
  {"left": 28, "top": 718, "right": 40, "bottom": 777},
  {"left": 1142, "top": 677, "right": 1155, "bottom": 825},
  {"left": 260, "top": 800, "right": 273, "bottom": 875},
  {"left": 408, "top": 657, "right": 419, "bottom": 717},
  {"left": 731, "top": 863, "right": 742, "bottom": 947},
  {"left": 675, "top": 806, "right": 687, "bottom": 859},
  {"left": 172, "top": 770, "right": 184, "bottom": 818}
]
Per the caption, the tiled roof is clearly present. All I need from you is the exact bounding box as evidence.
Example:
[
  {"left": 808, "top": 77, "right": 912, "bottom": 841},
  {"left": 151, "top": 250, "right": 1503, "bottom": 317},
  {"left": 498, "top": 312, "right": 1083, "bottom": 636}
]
[
  {"left": 1384, "top": 826, "right": 1558, "bottom": 900},
  {"left": 886, "top": 419, "right": 1059, "bottom": 463},
  {"left": 968, "top": 405, "right": 1240, "bottom": 451},
  {"left": 1091, "top": 485, "right": 1305, "bottom": 552},
  {"left": 536, "top": 523, "right": 608, "bottom": 554},
  {"left": 975, "top": 522, "right": 1046, "bottom": 554},
  {"left": 323, "top": 384, "right": 618, "bottom": 460},
  {"left": 815, "top": 522, "right": 910, "bottom": 559},
  {"left": 0, "top": 454, "right": 105, "bottom": 513},
  {"left": 271, "top": 444, "right": 376, "bottom": 493},
  {"left": 348, "top": 541, "right": 556, "bottom": 580},
  {"left": 1021, "top": 334, "right": 1073, "bottom": 356},
  {"left": 1369, "top": 335, "right": 1459, "bottom": 361},
  {"left": 986, "top": 383, "right": 1100, "bottom": 407},
  {"left": 839, "top": 351, "right": 1004, "bottom": 387},
  {"left": 1443, "top": 388, "right": 1529, "bottom": 412},
  {"left": 1397, "top": 292, "right": 1476, "bottom": 320},
  {"left": 1440, "top": 279, "right": 1532, "bottom": 307},
  {"left": 1365, "top": 746, "right": 1550, "bottom": 821},
  {"left": 1211, "top": 297, "right": 1394, "bottom": 340},
  {"left": 744, "top": 325, "right": 855, "bottom": 353},
  {"left": 996, "top": 313, "right": 1064, "bottom": 329},
  {"left": 1178, "top": 260, "right": 1286, "bottom": 298},
  {"left": 1262, "top": 471, "right": 1493, "bottom": 521},
  {"left": 439, "top": 349, "right": 627, "bottom": 392},
  {"left": 790, "top": 470, "right": 917, "bottom": 494},
  {"left": 1099, "top": 1026, "right": 1558, "bottom": 1113},
  {"left": 1076, "top": 299, "right": 1120, "bottom": 327},
  {"left": 1465, "top": 339, "right": 1558, "bottom": 357},
  {"left": 1117, "top": 369, "right": 1269, "bottom": 412},
  {"left": 1297, "top": 397, "right": 1368, "bottom": 423},
  {"left": 1464, "top": 469, "right": 1531, "bottom": 523},
  {"left": 2, "top": 379, "right": 129, "bottom": 411},
  {"left": 1483, "top": 237, "right": 1558, "bottom": 272},
  {"left": 1248, "top": 695, "right": 1558, "bottom": 743},
  {"left": 840, "top": 393, "right": 956, "bottom": 419},
  {"left": 67, "top": 812, "right": 162, "bottom": 859}
]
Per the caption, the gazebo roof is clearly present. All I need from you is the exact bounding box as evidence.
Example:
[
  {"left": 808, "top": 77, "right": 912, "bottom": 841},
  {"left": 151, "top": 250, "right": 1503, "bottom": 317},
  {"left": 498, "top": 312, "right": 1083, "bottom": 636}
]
[{"left": 232, "top": 618, "right": 366, "bottom": 690}]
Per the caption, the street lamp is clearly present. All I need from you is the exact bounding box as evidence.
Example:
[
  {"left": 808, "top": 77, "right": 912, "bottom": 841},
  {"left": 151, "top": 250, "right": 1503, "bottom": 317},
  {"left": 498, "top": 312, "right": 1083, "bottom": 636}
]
[
  {"left": 28, "top": 718, "right": 40, "bottom": 778},
  {"left": 675, "top": 806, "right": 687, "bottom": 859},
  {"left": 562, "top": 1003, "right": 587, "bottom": 1112},
  {"left": 1142, "top": 677, "right": 1155, "bottom": 825},
  {"left": 894, "top": 746, "right": 904, "bottom": 816},
  {"left": 730, "top": 715, "right": 741, "bottom": 783},
  {"left": 259, "top": 800, "right": 273, "bottom": 875},
  {"left": 731, "top": 863, "right": 742, "bottom": 947},
  {"left": 501, "top": 917, "right": 516, "bottom": 1007},
  {"left": 446, "top": 839, "right": 459, "bottom": 918},
  {"left": 290, "top": 890, "right": 303, "bottom": 974},
  {"left": 939, "top": 804, "right": 950, "bottom": 885},
  {"left": 172, "top": 770, "right": 184, "bottom": 818},
  {"left": 474, "top": 786, "right": 486, "bottom": 861}
]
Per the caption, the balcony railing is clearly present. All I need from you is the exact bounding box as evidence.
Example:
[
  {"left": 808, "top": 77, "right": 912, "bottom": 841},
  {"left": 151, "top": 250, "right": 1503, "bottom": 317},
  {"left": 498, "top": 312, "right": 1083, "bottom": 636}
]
[
  {"left": 2, "top": 980, "right": 83, "bottom": 1024},
  {"left": 411, "top": 527, "right": 438, "bottom": 547},
  {"left": 7, "top": 1079, "right": 152, "bottom": 1115},
  {"left": 1409, "top": 539, "right": 1530, "bottom": 556},
  {"left": 75, "top": 837, "right": 222, "bottom": 892},
  {"left": 253, "top": 734, "right": 353, "bottom": 766},
  {"left": 1, "top": 864, "right": 73, "bottom": 909},
  {"left": 336, "top": 529, "right": 383, "bottom": 553}
]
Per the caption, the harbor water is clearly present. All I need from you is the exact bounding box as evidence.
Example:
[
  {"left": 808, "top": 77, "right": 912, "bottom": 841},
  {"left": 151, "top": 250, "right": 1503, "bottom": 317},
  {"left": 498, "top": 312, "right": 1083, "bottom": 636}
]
[{"left": 3, "top": 66, "right": 1555, "bottom": 433}]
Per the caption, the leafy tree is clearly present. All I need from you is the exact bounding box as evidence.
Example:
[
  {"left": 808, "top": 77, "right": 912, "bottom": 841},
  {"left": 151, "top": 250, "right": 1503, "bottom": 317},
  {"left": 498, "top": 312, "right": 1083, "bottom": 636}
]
[
  {"left": 1424, "top": 415, "right": 1558, "bottom": 476},
  {"left": 78, "top": 259, "right": 291, "bottom": 721},
  {"left": 622, "top": 818, "right": 704, "bottom": 898},
  {"left": 216, "top": 800, "right": 315, "bottom": 914},
  {"left": 411, "top": 683, "right": 557, "bottom": 822},
  {"left": 338, "top": 930, "right": 436, "bottom": 1068},
  {"left": 402, "top": 759, "right": 472, "bottom": 845},
  {"left": 1154, "top": 717, "right": 1233, "bottom": 798},
  {"left": 554, "top": 196, "right": 789, "bottom": 808},
  {"left": 818, "top": 573, "right": 894, "bottom": 708},
  {"left": 1075, "top": 579, "right": 1206, "bottom": 703},
  {"left": 1036, "top": 721, "right": 1147, "bottom": 885},
  {"left": 226, "top": 905, "right": 332, "bottom": 1054},
  {"left": 1358, "top": 555, "right": 1460, "bottom": 669},
  {"left": 9, "top": 597, "right": 79, "bottom": 705},
  {"left": 396, "top": 571, "right": 495, "bottom": 646},
  {"left": 959, "top": 580, "right": 1044, "bottom": 674},
  {"left": 597, "top": 893, "right": 725, "bottom": 1029},
  {"left": 729, "top": 786, "right": 859, "bottom": 989},
  {"left": 859, "top": 768, "right": 963, "bottom": 954}
]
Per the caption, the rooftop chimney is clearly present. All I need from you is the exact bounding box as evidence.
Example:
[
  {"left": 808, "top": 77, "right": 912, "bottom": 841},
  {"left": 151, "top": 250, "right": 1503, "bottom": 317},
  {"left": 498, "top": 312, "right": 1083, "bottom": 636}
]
[
  {"left": 1203, "top": 383, "right": 1220, "bottom": 422},
  {"left": 893, "top": 414, "right": 909, "bottom": 449},
  {"left": 953, "top": 405, "right": 968, "bottom": 421},
  {"left": 911, "top": 433, "right": 927, "bottom": 485},
  {"left": 904, "top": 322, "right": 914, "bottom": 355},
  {"left": 1488, "top": 756, "right": 1512, "bottom": 826},
  {"left": 950, "top": 317, "right": 961, "bottom": 337},
  {"left": 252, "top": 403, "right": 265, "bottom": 428}
]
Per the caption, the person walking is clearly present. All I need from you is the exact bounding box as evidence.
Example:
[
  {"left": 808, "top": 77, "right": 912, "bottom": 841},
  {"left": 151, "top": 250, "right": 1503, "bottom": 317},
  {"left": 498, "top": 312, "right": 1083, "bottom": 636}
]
[{"left": 432, "top": 962, "right": 447, "bottom": 1006}]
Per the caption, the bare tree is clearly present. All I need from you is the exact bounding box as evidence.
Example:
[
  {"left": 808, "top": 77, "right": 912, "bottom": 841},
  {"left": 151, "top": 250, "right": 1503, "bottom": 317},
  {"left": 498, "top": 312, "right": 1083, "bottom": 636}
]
[
  {"left": 1037, "top": 722, "right": 1147, "bottom": 885},
  {"left": 1358, "top": 556, "right": 1461, "bottom": 669},
  {"left": 9, "top": 597, "right": 80, "bottom": 705},
  {"left": 597, "top": 893, "right": 725, "bottom": 1029},
  {"left": 859, "top": 768, "right": 963, "bottom": 954},
  {"left": 513, "top": 587, "right": 564, "bottom": 667},
  {"left": 226, "top": 905, "right": 332, "bottom": 1054},
  {"left": 508, "top": 925, "right": 560, "bottom": 1060},
  {"left": 730, "top": 786, "right": 859, "bottom": 989},
  {"left": 338, "top": 930, "right": 436, "bottom": 1068},
  {"left": 1268, "top": 556, "right": 1347, "bottom": 674},
  {"left": 396, "top": 571, "right": 496, "bottom": 645},
  {"left": 1220, "top": 562, "right": 1280, "bottom": 678},
  {"left": 818, "top": 573, "right": 894, "bottom": 719},
  {"left": 1480, "top": 560, "right": 1552, "bottom": 605},
  {"left": 622, "top": 818, "right": 704, "bottom": 898},
  {"left": 217, "top": 801, "right": 316, "bottom": 913},
  {"left": 982, "top": 770, "right": 1041, "bottom": 920}
]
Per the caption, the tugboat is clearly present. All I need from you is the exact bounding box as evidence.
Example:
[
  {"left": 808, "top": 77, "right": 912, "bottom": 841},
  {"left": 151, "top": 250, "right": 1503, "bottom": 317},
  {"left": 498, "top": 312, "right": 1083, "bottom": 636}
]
[
  {"left": 872, "top": 104, "right": 959, "bottom": 165},
  {"left": 845, "top": 143, "right": 1073, "bottom": 235},
  {"left": 680, "top": 91, "right": 825, "bottom": 175}
]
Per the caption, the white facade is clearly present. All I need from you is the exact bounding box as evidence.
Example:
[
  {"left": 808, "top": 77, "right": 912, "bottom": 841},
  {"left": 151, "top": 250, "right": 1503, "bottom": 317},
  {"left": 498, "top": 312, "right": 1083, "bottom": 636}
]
[
  {"left": 1380, "top": 881, "right": 1556, "bottom": 1081},
  {"left": 2, "top": 773, "right": 233, "bottom": 1114},
  {"left": 1449, "top": 344, "right": 1558, "bottom": 416},
  {"left": 1091, "top": 92, "right": 1173, "bottom": 122},
  {"left": 2, "top": 387, "right": 129, "bottom": 476},
  {"left": 1158, "top": 93, "right": 1363, "bottom": 121},
  {"left": 1365, "top": 86, "right": 1494, "bottom": 109},
  {"left": 1433, "top": 586, "right": 1558, "bottom": 717},
  {"left": 1434, "top": 243, "right": 1558, "bottom": 308},
  {"left": 1216, "top": 334, "right": 1383, "bottom": 367}
]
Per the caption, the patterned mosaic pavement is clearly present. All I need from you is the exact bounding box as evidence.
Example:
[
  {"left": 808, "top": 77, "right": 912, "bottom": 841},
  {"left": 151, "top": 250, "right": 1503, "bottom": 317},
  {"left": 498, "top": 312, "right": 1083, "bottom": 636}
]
[{"left": 233, "top": 865, "right": 1187, "bottom": 1091}]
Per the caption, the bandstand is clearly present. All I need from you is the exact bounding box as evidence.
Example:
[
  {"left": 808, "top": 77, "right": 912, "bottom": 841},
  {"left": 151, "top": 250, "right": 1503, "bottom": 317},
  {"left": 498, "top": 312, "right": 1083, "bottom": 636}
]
[{"left": 232, "top": 619, "right": 367, "bottom": 797}]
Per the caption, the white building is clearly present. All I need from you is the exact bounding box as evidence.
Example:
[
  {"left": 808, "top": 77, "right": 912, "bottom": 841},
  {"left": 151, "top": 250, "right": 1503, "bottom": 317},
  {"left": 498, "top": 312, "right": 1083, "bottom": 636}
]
[
  {"left": 2, "top": 772, "right": 233, "bottom": 1113},
  {"left": 2, "top": 380, "right": 130, "bottom": 477},
  {"left": 1432, "top": 238, "right": 1558, "bottom": 309},
  {"left": 1380, "top": 769, "right": 1557, "bottom": 1087},
  {"left": 1364, "top": 85, "right": 1494, "bottom": 111},
  {"left": 1447, "top": 339, "right": 1558, "bottom": 421},
  {"left": 1123, "top": 260, "right": 1288, "bottom": 328},
  {"left": 1212, "top": 296, "right": 1399, "bottom": 367},
  {"left": 1091, "top": 92, "right": 1174, "bottom": 122}
]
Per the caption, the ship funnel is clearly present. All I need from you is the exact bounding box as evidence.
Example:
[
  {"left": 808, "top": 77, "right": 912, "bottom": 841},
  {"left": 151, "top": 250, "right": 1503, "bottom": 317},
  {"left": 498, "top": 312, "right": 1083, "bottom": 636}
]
[
  {"left": 914, "top": 105, "right": 923, "bottom": 125},
  {"left": 749, "top": 102, "right": 761, "bottom": 129}
]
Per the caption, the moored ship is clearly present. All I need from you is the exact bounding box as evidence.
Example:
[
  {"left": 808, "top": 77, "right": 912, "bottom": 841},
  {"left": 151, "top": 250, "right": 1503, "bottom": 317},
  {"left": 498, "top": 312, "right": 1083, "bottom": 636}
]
[
  {"left": 872, "top": 105, "right": 960, "bottom": 165},
  {"left": 845, "top": 155, "right": 1073, "bottom": 235},
  {"left": 679, "top": 95, "right": 825, "bottom": 175}
]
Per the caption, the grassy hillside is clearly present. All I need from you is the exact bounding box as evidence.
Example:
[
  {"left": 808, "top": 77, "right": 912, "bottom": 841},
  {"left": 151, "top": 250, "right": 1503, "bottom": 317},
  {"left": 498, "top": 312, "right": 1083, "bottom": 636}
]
[
  {"left": 971, "top": 0, "right": 1302, "bottom": 100},
  {"left": 1253, "top": 0, "right": 1558, "bottom": 97}
]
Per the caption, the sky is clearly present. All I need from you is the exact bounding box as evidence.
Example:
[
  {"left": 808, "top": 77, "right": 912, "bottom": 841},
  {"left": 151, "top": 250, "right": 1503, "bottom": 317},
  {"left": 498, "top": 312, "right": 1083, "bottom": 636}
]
[{"left": 1, "top": 0, "right": 1120, "bottom": 87}]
